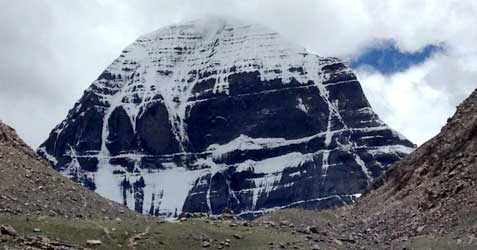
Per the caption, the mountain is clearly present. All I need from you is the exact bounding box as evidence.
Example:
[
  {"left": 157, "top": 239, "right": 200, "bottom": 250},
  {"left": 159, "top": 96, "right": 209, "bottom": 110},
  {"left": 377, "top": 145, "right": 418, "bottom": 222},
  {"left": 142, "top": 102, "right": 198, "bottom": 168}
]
[
  {"left": 0, "top": 120, "right": 134, "bottom": 219},
  {"left": 38, "top": 17, "right": 414, "bottom": 218}
]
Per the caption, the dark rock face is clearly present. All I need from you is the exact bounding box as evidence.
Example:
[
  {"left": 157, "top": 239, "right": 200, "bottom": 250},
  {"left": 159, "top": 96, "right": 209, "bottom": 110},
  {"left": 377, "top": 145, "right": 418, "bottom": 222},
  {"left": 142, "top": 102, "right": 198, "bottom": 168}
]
[
  {"left": 38, "top": 17, "right": 415, "bottom": 218},
  {"left": 107, "top": 106, "right": 137, "bottom": 155}
]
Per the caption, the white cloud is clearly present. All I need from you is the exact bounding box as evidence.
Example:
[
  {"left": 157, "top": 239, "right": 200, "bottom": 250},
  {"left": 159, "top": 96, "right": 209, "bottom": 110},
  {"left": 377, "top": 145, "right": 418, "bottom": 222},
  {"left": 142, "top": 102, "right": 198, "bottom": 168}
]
[
  {"left": 0, "top": 0, "right": 476, "bottom": 147},
  {"left": 357, "top": 53, "right": 477, "bottom": 145}
]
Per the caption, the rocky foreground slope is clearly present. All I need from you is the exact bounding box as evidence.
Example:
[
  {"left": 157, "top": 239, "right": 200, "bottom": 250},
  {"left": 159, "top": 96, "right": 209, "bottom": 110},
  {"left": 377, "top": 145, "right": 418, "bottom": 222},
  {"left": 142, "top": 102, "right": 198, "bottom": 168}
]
[
  {"left": 0, "top": 121, "right": 134, "bottom": 219},
  {"left": 38, "top": 17, "right": 414, "bottom": 218}
]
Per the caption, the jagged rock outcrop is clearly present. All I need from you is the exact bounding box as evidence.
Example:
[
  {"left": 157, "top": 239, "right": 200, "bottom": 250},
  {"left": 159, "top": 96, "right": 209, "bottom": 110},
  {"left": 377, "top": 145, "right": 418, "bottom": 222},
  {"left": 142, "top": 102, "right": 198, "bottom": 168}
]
[{"left": 38, "top": 17, "right": 414, "bottom": 218}]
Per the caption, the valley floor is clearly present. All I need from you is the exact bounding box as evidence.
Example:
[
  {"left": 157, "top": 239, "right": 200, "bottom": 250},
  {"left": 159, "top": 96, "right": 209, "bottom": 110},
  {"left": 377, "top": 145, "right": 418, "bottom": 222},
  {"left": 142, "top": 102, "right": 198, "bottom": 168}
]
[
  {"left": 2, "top": 210, "right": 476, "bottom": 250},
  {"left": 0, "top": 214, "right": 301, "bottom": 250}
]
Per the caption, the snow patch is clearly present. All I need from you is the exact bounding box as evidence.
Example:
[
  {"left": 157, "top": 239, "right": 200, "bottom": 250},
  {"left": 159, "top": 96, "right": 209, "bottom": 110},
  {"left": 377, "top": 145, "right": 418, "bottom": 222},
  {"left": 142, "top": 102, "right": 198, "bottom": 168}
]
[
  {"left": 37, "top": 146, "right": 58, "bottom": 165},
  {"left": 353, "top": 153, "right": 373, "bottom": 182},
  {"left": 296, "top": 98, "right": 308, "bottom": 113}
]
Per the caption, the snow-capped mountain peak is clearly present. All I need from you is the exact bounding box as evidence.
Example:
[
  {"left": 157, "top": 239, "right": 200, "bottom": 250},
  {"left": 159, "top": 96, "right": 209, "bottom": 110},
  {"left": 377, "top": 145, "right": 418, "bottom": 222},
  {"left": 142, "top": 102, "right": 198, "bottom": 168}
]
[{"left": 39, "top": 17, "right": 414, "bottom": 218}]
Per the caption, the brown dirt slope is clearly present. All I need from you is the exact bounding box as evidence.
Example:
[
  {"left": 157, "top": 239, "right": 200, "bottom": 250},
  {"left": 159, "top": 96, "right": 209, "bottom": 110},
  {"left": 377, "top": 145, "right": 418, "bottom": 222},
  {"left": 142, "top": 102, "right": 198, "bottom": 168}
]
[{"left": 0, "top": 121, "right": 136, "bottom": 219}]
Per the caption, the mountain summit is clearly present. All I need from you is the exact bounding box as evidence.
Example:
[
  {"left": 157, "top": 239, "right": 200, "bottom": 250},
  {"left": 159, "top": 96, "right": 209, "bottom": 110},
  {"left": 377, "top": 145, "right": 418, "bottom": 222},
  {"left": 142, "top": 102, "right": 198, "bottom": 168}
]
[{"left": 38, "top": 17, "right": 414, "bottom": 218}]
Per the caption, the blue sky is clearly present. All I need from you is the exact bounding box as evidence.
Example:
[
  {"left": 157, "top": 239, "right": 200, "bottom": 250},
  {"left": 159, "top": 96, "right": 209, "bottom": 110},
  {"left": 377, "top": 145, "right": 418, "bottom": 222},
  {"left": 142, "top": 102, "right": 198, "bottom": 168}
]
[{"left": 351, "top": 41, "right": 445, "bottom": 74}]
